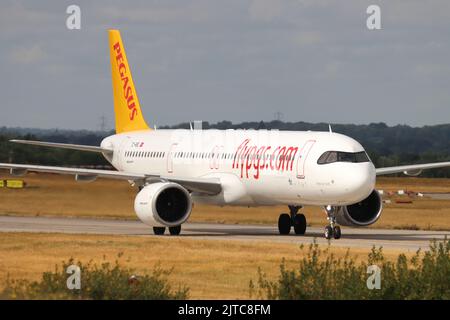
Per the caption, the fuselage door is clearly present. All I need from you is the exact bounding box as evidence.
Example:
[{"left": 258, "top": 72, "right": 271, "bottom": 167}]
[
  {"left": 167, "top": 143, "right": 178, "bottom": 173},
  {"left": 296, "top": 140, "right": 316, "bottom": 179},
  {"left": 116, "top": 136, "right": 131, "bottom": 170}
]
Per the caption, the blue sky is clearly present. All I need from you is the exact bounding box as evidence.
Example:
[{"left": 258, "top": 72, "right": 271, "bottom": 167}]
[{"left": 1, "top": 0, "right": 450, "bottom": 130}]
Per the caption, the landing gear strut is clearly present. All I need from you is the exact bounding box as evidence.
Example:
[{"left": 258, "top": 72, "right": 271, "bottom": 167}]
[
  {"left": 277, "top": 205, "right": 307, "bottom": 235},
  {"left": 324, "top": 205, "right": 341, "bottom": 239}
]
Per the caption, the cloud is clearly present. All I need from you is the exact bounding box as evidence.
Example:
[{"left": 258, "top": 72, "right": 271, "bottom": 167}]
[
  {"left": 248, "top": 0, "right": 283, "bottom": 22},
  {"left": 1, "top": 0, "right": 450, "bottom": 128},
  {"left": 96, "top": 1, "right": 212, "bottom": 24},
  {"left": 0, "top": 1, "right": 58, "bottom": 37},
  {"left": 413, "top": 63, "right": 450, "bottom": 77},
  {"left": 291, "top": 31, "right": 324, "bottom": 47},
  {"left": 9, "top": 44, "right": 47, "bottom": 64}
]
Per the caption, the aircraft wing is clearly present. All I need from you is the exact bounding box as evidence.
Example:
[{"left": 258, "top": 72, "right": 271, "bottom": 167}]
[
  {"left": 0, "top": 163, "right": 221, "bottom": 195},
  {"left": 376, "top": 161, "right": 450, "bottom": 175}
]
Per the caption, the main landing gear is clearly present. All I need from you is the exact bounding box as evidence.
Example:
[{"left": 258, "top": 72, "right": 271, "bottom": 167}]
[
  {"left": 324, "top": 205, "right": 341, "bottom": 240},
  {"left": 152, "top": 225, "right": 182, "bottom": 236},
  {"left": 278, "top": 205, "right": 307, "bottom": 235}
]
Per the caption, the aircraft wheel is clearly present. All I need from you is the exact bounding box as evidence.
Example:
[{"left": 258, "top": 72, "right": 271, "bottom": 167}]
[
  {"left": 278, "top": 213, "right": 291, "bottom": 235},
  {"left": 324, "top": 226, "right": 333, "bottom": 240},
  {"left": 293, "top": 214, "right": 307, "bottom": 235},
  {"left": 333, "top": 226, "right": 341, "bottom": 239},
  {"left": 153, "top": 227, "right": 166, "bottom": 235},
  {"left": 169, "top": 225, "right": 182, "bottom": 235}
]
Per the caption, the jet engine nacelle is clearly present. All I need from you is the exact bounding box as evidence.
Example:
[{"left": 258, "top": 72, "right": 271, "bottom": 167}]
[
  {"left": 403, "top": 169, "right": 422, "bottom": 176},
  {"left": 134, "top": 182, "right": 192, "bottom": 227},
  {"left": 335, "top": 190, "right": 383, "bottom": 227}
]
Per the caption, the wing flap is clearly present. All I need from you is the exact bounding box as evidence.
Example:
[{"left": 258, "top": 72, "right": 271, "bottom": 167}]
[
  {"left": 163, "top": 176, "right": 221, "bottom": 195},
  {"left": 0, "top": 163, "right": 144, "bottom": 180},
  {"left": 0, "top": 163, "right": 222, "bottom": 195}
]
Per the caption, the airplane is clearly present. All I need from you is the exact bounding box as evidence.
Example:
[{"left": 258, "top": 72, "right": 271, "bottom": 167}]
[{"left": 1, "top": 30, "right": 449, "bottom": 239}]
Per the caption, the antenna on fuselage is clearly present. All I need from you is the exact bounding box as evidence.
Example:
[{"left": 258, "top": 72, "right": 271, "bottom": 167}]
[
  {"left": 189, "top": 122, "right": 193, "bottom": 131},
  {"left": 328, "top": 124, "right": 333, "bottom": 133}
]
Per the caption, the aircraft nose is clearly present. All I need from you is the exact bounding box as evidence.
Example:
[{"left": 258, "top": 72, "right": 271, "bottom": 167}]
[{"left": 345, "top": 163, "right": 376, "bottom": 202}]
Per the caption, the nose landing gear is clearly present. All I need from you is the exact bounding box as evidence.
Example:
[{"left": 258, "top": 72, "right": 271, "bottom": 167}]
[
  {"left": 324, "top": 205, "right": 341, "bottom": 239},
  {"left": 277, "top": 205, "right": 307, "bottom": 235}
]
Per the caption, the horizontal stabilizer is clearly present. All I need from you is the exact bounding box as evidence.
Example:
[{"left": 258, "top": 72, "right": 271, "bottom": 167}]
[{"left": 10, "top": 140, "right": 112, "bottom": 154}]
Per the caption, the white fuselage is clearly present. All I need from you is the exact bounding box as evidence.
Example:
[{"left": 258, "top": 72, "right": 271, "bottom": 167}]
[{"left": 101, "top": 129, "right": 376, "bottom": 207}]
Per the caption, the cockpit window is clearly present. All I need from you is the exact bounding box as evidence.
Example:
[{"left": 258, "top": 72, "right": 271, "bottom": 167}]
[
  {"left": 355, "top": 151, "right": 370, "bottom": 163},
  {"left": 317, "top": 151, "right": 370, "bottom": 164}
]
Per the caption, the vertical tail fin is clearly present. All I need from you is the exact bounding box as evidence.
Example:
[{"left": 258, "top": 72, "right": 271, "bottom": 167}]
[{"left": 109, "top": 30, "right": 150, "bottom": 133}]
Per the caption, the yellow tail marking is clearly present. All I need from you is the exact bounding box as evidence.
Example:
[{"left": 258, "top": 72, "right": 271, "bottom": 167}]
[{"left": 109, "top": 29, "right": 150, "bottom": 133}]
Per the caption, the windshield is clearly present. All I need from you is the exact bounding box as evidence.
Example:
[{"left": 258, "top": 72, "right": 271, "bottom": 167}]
[{"left": 317, "top": 151, "right": 370, "bottom": 165}]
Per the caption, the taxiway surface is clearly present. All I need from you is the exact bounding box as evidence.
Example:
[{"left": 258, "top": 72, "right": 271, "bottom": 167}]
[{"left": 0, "top": 215, "right": 448, "bottom": 251}]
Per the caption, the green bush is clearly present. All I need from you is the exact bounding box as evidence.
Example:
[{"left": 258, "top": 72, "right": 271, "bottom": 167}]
[
  {"left": 250, "top": 238, "right": 450, "bottom": 300},
  {"left": 1, "top": 254, "right": 189, "bottom": 300}
]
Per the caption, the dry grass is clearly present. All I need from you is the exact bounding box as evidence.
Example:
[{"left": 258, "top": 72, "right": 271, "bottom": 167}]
[
  {"left": 376, "top": 177, "right": 450, "bottom": 193},
  {"left": 0, "top": 173, "right": 137, "bottom": 219},
  {"left": 0, "top": 173, "right": 443, "bottom": 298},
  {"left": 0, "top": 232, "right": 405, "bottom": 299},
  {"left": 0, "top": 173, "right": 449, "bottom": 230}
]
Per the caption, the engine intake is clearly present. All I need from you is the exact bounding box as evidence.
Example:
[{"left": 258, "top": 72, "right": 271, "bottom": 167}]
[
  {"left": 336, "top": 190, "right": 382, "bottom": 226},
  {"left": 134, "top": 182, "right": 192, "bottom": 227}
]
